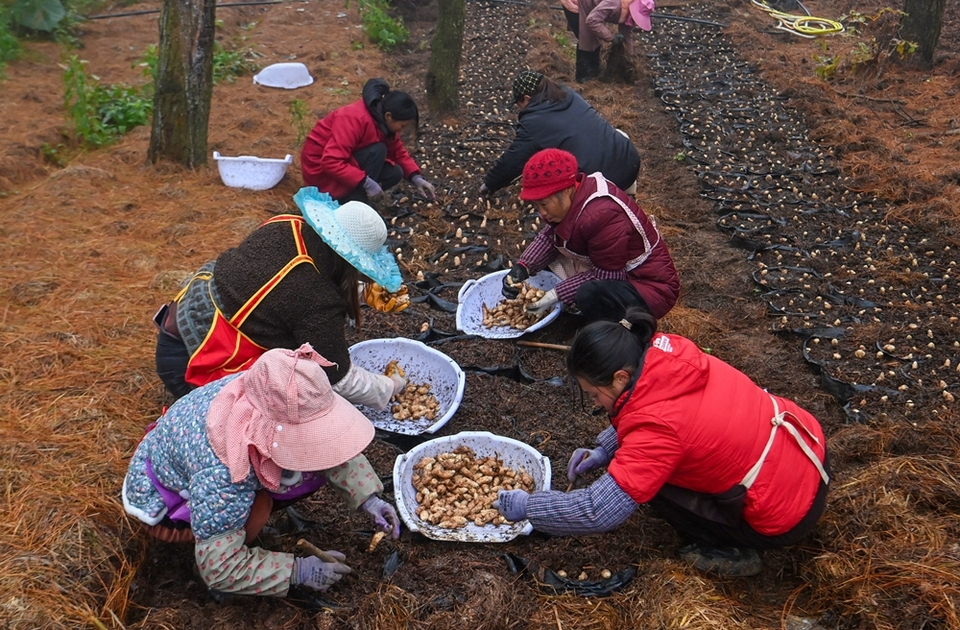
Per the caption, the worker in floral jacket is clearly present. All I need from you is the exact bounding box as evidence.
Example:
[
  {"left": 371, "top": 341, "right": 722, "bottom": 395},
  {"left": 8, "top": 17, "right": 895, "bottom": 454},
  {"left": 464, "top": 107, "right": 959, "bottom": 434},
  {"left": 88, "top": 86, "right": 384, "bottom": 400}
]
[
  {"left": 501, "top": 148, "right": 679, "bottom": 322},
  {"left": 494, "top": 309, "right": 830, "bottom": 578},
  {"left": 124, "top": 344, "right": 401, "bottom": 596}
]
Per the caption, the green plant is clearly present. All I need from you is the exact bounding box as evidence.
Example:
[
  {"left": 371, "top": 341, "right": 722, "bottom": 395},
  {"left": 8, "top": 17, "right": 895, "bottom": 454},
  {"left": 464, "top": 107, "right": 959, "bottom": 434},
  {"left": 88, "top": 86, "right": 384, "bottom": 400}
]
[
  {"left": 136, "top": 42, "right": 257, "bottom": 85},
  {"left": 348, "top": 0, "right": 407, "bottom": 50},
  {"left": 814, "top": 54, "right": 840, "bottom": 80},
  {"left": 10, "top": 0, "right": 65, "bottom": 31},
  {"left": 62, "top": 54, "right": 153, "bottom": 147},
  {"left": 289, "top": 98, "right": 310, "bottom": 146},
  {"left": 0, "top": 7, "right": 23, "bottom": 77},
  {"left": 674, "top": 151, "right": 686, "bottom": 162},
  {"left": 39, "top": 142, "right": 68, "bottom": 166},
  {"left": 212, "top": 43, "right": 258, "bottom": 83}
]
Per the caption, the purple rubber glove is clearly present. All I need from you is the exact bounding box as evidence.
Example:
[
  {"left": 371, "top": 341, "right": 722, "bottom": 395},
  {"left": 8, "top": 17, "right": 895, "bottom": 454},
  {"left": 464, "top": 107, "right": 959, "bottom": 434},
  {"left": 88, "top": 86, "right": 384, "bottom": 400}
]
[
  {"left": 493, "top": 489, "right": 529, "bottom": 522},
  {"left": 567, "top": 446, "right": 610, "bottom": 483},
  {"left": 479, "top": 182, "right": 490, "bottom": 195},
  {"left": 363, "top": 176, "right": 384, "bottom": 198},
  {"left": 411, "top": 174, "right": 436, "bottom": 200},
  {"left": 292, "top": 553, "right": 351, "bottom": 591},
  {"left": 361, "top": 495, "right": 401, "bottom": 539}
]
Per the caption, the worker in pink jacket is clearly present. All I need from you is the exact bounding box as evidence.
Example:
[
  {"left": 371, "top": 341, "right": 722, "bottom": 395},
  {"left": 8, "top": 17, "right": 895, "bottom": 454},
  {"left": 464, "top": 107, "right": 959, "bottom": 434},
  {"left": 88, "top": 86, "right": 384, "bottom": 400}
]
[
  {"left": 575, "top": 0, "right": 655, "bottom": 81},
  {"left": 494, "top": 308, "right": 831, "bottom": 577}
]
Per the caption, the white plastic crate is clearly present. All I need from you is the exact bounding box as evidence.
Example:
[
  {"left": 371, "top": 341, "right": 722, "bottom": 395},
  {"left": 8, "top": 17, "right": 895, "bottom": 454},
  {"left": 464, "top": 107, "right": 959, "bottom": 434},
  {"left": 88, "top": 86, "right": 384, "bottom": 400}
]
[
  {"left": 212, "top": 152, "right": 293, "bottom": 191},
  {"left": 393, "top": 431, "right": 552, "bottom": 542},
  {"left": 455, "top": 269, "right": 562, "bottom": 339},
  {"left": 349, "top": 338, "right": 465, "bottom": 435}
]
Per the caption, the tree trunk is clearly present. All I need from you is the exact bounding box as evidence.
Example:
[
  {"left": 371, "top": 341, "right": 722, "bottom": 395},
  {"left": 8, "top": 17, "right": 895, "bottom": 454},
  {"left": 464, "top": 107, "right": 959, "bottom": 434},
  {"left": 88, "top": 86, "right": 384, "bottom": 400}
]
[
  {"left": 900, "top": 0, "right": 945, "bottom": 69},
  {"left": 148, "top": 0, "right": 216, "bottom": 167},
  {"left": 425, "top": 0, "right": 465, "bottom": 116}
]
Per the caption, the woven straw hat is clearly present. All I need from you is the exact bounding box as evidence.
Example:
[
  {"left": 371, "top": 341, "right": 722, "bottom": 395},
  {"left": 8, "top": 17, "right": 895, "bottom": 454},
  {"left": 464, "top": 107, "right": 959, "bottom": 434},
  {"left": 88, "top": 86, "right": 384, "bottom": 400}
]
[{"left": 294, "top": 187, "right": 403, "bottom": 292}]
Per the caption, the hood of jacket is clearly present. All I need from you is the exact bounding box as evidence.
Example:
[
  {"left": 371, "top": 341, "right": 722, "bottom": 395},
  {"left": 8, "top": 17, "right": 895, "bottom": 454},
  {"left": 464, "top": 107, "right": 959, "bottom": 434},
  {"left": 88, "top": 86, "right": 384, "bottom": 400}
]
[
  {"left": 612, "top": 333, "right": 710, "bottom": 426},
  {"left": 518, "top": 87, "right": 576, "bottom": 120},
  {"left": 362, "top": 78, "right": 391, "bottom": 136}
]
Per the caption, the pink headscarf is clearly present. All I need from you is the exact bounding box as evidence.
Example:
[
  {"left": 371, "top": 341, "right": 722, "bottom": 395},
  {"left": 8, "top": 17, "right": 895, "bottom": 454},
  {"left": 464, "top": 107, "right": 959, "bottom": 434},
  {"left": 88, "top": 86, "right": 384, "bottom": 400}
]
[
  {"left": 206, "top": 344, "right": 374, "bottom": 490},
  {"left": 624, "top": 0, "right": 655, "bottom": 30}
]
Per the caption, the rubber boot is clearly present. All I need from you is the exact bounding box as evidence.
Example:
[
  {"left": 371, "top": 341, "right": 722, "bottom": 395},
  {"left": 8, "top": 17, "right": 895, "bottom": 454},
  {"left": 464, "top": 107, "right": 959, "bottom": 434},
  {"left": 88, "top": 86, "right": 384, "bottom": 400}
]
[{"left": 575, "top": 48, "right": 601, "bottom": 83}]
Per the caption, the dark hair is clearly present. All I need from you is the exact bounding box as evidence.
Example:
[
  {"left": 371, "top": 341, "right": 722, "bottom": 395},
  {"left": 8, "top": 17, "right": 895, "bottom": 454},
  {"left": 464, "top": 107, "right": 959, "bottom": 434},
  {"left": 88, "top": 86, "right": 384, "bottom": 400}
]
[
  {"left": 382, "top": 90, "right": 419, "bottom": 132},
  {"left": 331, "top": 252, "right": 363, "bottom": 329},
  {"left": 529, "top": 76, "right": 567, "bottom": 106},
  {"left": 566, "top": 307, "right": 657, "bottom": 386}
]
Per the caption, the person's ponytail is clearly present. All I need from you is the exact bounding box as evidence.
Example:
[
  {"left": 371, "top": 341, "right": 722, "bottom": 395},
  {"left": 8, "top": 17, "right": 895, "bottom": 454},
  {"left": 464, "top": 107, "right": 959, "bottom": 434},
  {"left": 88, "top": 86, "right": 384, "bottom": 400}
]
[{"left": 567, "top": 308, "right": 658, "bottom": 387}]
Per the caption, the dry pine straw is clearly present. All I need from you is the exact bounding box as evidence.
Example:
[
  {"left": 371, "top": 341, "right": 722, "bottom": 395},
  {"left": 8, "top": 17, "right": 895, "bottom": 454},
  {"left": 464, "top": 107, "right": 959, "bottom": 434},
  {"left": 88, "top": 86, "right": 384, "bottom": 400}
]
[{"left": 4, "top": 3, "right": 960, "bottom": 630}]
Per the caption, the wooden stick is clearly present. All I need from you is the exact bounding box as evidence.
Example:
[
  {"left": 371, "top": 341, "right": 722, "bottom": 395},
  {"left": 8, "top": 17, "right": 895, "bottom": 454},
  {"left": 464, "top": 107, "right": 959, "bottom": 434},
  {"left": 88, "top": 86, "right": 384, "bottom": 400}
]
[
  {"left": 517, "top": 340, "right": 571, "bottom": 351},
  {"left": 565, "top": 452, "right": 590, "bottom": 492},
  {"left": 295, "top": 538, "right": 340, "bottom": 564}
]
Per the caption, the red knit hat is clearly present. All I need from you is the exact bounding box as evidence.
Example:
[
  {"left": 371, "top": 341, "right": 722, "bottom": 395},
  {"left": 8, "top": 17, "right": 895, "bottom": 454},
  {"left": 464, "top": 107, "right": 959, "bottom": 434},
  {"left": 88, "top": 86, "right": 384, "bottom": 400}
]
[{"left": 520, "top": 149, "right": 579, "bottom": 201}]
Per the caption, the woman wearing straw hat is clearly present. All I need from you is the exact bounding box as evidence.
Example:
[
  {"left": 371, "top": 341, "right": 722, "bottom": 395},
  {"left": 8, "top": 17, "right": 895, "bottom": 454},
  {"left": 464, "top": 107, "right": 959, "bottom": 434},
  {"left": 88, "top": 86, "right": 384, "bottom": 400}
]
[
  {"left": 500, "top": 148, "right": 679, "bottom": 323},
  {"left": 479, "top": 71, "right": 641, "bottom": 196},
  {"left": 494, "top": 309, "right": 830, "bottom": 578},
  {"left": 153, "top": 188, "right": 407, "bottom": 405},
  {"left": 300, "top": 78, "right": 436, "bottom": 207},
  {"left": 124, "top": 344, "right": 401, "bottom": 596}
]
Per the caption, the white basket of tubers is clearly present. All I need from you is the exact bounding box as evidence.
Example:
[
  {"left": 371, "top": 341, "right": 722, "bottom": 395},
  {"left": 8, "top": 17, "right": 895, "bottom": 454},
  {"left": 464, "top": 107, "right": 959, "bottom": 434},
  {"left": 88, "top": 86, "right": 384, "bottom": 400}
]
[
  {"left": 349, "top": 338, "right": 465, "bottom": 435},
  {"left": 393, "top": 431, "right": 552, "bottom": 542},
  {"left": 455, "top": 269, "right": 563, "bottom": 339}
]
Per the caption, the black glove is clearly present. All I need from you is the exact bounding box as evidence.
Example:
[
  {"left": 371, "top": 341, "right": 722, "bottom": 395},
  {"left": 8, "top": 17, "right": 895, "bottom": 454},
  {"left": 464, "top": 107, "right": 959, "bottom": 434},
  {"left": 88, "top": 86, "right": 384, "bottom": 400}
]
[
  {"left": 501, "top": 264, "right": 529, "bottom": 299},
  {"left": 612, "top": 33, "right": 625, "bottom": 46}
]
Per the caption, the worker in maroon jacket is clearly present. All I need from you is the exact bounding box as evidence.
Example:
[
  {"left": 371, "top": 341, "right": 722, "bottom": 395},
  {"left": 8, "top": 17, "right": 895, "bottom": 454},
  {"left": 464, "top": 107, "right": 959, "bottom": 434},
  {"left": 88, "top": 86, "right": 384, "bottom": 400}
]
[
  {"left": 300, "top": 78, "right": 436, "bottom": 206},
  {"left": 501, "top": 148, "right": 679, "bottom": 322}
]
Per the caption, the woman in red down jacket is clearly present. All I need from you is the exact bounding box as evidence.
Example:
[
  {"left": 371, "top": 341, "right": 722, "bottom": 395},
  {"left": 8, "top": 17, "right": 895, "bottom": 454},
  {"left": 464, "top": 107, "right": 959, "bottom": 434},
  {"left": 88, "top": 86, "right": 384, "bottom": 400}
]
[
  {"left": 300, "top": 78, "right": 436, "bottom": 205},
  {"left": 493, "top": 308, "right": 831, "bottom": 578}
]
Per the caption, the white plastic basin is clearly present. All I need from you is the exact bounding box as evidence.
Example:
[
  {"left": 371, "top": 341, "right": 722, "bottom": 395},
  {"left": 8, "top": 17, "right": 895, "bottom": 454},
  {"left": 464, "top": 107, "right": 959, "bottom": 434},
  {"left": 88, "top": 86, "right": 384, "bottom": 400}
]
[
  {"left": 252, "top": 62, "right": 314, "bottom": 89},
  {"left": 393, "top": 431, "right": 552, "bottom": 542},
  {"left": 213, "top": 152, "right": 293, "bottom": 191},
  {"left": 455, "top": 269, "right": 562, "bottom": 339},
  {"left": 349, "top": 338, "right": 465, "bottom": 435}
]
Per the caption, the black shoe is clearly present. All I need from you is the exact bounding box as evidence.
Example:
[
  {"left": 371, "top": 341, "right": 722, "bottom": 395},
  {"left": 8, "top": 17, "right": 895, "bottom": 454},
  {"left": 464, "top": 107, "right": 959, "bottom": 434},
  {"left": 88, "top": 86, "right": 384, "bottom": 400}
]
[{"left": 678, "top": 543, "right": 762, "bottom": 577}]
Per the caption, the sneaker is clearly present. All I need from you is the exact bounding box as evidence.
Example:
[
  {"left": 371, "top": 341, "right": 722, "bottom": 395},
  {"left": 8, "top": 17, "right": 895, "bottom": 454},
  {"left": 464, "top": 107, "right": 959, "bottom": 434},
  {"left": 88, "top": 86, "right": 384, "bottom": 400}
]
[{"left": 678, "top": 543, "right": 762, "bottom": 578}]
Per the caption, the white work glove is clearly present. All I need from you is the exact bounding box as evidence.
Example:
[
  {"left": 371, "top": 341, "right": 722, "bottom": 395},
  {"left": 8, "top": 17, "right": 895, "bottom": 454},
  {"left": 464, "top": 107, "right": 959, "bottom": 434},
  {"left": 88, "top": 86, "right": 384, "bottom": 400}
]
[
  {"left": 411, "top": 174, "right": 436, "bottom": 200},
  {"left": 389, "top": 373, "right": 407, "bottom": 397},
  {"left": 525, "top": 289, "right": 559, "bottom": 317},
  {"left": 292, "top": 553, "right": 352, "bottom": 591},
  {"left": 331, "top": 364, "right": 394, "bottom": 410}
]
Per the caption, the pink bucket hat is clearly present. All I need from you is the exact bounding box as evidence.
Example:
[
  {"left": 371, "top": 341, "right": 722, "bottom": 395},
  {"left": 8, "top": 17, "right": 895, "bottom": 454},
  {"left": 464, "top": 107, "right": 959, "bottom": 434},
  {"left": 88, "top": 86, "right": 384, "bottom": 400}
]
[
  {"left": 206, "top": 344, "right": 374, "bottom": 490},
  {"left": 626, "top": 0, "right": 655, "bottom": 31}
]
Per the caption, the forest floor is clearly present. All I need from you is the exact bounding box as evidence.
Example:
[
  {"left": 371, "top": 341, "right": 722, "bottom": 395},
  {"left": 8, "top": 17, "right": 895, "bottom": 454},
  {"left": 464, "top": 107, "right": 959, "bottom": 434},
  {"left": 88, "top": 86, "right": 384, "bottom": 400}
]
[{"left": 1, "top": 0, "right": 959, "bottom": 628}]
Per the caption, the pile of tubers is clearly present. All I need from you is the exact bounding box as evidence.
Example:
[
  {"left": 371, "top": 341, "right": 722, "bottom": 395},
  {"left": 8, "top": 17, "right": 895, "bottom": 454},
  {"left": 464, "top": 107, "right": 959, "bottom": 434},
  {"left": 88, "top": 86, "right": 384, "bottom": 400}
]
[
  {"left": 385, "top": 360, "right": 441, "bottom": 422},
  {"left": 482, "top": 282, "right": 547, "bottom": 330},
  {"left": 412, "top": 446, "right": 535, "bottom": 529}
]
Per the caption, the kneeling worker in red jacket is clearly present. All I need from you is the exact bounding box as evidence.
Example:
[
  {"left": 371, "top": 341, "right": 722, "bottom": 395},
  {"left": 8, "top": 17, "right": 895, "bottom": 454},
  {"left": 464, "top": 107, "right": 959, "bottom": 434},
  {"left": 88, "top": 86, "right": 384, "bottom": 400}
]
[{"left": 494, "top": 308, "right": 830, "bottom": 577}]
